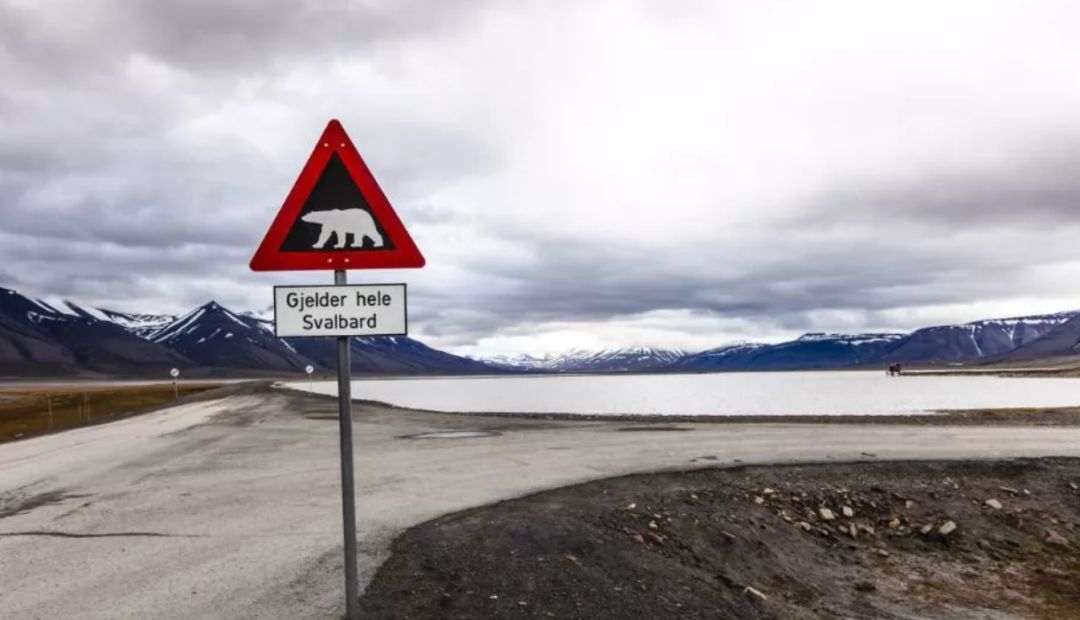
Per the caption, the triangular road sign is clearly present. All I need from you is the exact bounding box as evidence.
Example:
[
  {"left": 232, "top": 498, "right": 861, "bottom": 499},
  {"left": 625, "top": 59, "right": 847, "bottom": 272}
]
[{"left": 250, "top": 119, "right": 425, "bottom": 271}]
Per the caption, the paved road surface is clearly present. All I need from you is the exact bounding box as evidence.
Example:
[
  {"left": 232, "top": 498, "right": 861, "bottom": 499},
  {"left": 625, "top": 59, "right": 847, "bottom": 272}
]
[{"left": 3, "top": 386, "right": 1080, "bottom": 619}]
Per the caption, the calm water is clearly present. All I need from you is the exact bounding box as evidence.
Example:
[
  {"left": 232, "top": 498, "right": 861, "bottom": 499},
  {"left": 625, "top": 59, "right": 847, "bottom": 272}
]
[{"left": 290, "top": 371, "right": 1080, "bottom": 416}]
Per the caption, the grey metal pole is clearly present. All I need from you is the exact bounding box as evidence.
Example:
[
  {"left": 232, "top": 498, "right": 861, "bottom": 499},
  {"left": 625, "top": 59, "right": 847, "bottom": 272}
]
[{"left": 335, "top": 269, "right": 359, "bottom": 620}]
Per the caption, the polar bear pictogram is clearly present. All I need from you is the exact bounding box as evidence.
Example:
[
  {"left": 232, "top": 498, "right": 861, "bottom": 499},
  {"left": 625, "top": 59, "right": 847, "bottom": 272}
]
[{"left": 301, "top": 208, "right": 384, "bottom": 249}]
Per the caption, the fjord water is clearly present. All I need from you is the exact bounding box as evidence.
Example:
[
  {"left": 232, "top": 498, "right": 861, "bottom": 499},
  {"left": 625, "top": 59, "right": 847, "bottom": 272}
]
[{"left": 292, "top": 371, "right": 1080, "bottom": 416}]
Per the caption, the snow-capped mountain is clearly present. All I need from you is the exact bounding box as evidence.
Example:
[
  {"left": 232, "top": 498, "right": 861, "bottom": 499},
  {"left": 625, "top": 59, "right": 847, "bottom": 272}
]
[
  {"left": 0, "top": 286, "right": 192, "bottom": 375},
  {"left": 674, "top": 333, "right": 906, "bottom": 371},
  {"left": 489, "top": 347, "right": 688, "bottom": 373},
  {"left": 990, "top": 313, "right": 1080, "bottom": 363},
  {"left": 664, "top": 342, "right": 765, "bottom": 371},
  {"left": 149, "top": 302, "right": 311, "bottom": 373},
  {"left": 482, "top": 354, "right": 554, "bottom": 370},
  {"left": 97, "top": 309, "right": 177, "bottom": 339},
  {"left": 0, "top": 288, "right": 79, "bottom": 374},
  {"left": 5, "top": 290, "right": 176, "bottom": 340},
  {"left": 882, "top": 312, "right": 1078, "bottom": 363},
  {"left": 482, "top": 315, "right": 1080, "bottom": 373},
  {"left": 0, "top": 285, "right": 501, "bottom": 377},
  {"left": 673, "top": 315, "right": 1079, "bottom": 371}
]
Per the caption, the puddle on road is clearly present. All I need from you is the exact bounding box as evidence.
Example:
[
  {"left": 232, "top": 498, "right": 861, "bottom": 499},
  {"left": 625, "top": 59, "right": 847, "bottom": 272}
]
[
  {"left": 400, "top": 430, "right": 501, "bottom": 440},
  {"left": 617, "top": 426, "right": 693, "bottom": 432}
]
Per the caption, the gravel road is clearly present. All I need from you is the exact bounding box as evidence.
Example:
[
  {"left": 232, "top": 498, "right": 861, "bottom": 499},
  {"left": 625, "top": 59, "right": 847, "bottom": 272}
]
[{"left": 4, "top": 385, "right": 1080, "bottom": 618}]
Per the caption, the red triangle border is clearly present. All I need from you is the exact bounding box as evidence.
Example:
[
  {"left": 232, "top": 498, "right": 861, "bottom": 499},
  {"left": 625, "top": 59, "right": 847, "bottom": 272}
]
[{"left": 249, "top": 119, "right": 426, "bottom": 272}]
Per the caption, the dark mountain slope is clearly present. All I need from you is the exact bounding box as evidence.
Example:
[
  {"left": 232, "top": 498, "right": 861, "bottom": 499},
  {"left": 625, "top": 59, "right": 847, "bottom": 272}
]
[
  {"left": 993, "top": 314, "right": 1080, "bottom": 362},
  {"left": 0, "top": 287, "right": 189, "bottom": 374},
  {"left": 34, "top": 314, "right": 192, "bottom": 371},
  {"left": 0, "top": 308, "right": 77, "bottom": 374},
  {"left": 882, "top": 312, "right": 1076, "bottom": 364},
  {"left": 285, "top": 335, "right": 500, "bottom": 375},
  {"left": 674, "top": 334, "right": 904, "bottom": 371}
]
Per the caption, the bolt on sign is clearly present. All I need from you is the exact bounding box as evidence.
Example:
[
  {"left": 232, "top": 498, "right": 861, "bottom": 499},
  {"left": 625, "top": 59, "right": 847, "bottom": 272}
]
[{"left": 249, "top": 119, "right": 425, "bottom": 620}]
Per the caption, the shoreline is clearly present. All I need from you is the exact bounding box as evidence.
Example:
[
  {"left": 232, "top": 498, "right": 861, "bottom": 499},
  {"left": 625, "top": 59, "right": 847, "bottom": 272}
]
[
  {"left": 373, "top": 403, "right": 1080, "bottom": 426},
  {"left": 281, "top": 386, "right": 1080, "bottom": 426}
]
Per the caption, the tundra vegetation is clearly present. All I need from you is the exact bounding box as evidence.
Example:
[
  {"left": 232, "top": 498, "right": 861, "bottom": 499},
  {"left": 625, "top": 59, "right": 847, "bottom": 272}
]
[{"left": 0, "top": 383, "right": 217, "bottom": 442}]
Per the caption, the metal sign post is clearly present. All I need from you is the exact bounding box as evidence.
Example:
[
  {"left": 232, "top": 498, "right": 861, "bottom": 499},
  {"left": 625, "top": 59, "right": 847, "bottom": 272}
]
[
  {"left": 249, "top": 120, "right": 425, "bottom": 619},
  {"left": 334, "top": 269, "right": 359, "bottom": 620}
]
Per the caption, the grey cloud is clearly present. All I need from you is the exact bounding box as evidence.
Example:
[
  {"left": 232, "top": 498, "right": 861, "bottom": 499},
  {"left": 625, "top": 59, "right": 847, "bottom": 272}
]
[
  {"left": 805, "top": 138, "right": 1080, "bottom": 228},
  {"left": 412, "top": 215, "right": 1080, "bottom": 346},
  {"left": 0, "top": 1, "right": 489, "bottom": 76},
  {"left": 125, "top": 0, "right": 486, "bottom": 70}
]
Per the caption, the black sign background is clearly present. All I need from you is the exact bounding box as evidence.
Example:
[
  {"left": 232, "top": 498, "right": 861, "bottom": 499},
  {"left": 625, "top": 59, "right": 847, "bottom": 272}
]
[{"left": 278, "top": 153, "right": 395, "bottom": 252}]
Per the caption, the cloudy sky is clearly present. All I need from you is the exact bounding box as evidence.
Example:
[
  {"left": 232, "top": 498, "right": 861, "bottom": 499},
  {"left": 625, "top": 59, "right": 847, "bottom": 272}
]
[{"left": 3, "top": 0, "right": 1080, "bottom": 356}]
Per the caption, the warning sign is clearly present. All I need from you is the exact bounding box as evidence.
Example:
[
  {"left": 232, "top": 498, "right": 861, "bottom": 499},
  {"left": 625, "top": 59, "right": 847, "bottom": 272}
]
[
  {"left": 250, "top": 120, "right": 425, "bottom": 271},
  {"left": 249, "top": 119, "right": 424, "bottom": 620}
]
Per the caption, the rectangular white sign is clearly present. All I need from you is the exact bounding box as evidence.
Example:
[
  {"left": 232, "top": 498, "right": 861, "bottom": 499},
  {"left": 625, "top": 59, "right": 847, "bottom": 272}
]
[{"left": 274, "top": 284, "right": 407, "bottom": 338}]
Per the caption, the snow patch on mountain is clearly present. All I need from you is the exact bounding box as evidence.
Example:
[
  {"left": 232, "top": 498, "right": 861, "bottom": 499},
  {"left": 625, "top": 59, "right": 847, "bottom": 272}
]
[
  {"left": 99, "top": 309, "right": 177, "bottom": 339},
  {"left": 486, "top": 347, "right": 689, "bottom": 372},
  {"left": 795, "top": 333, "right": 906, "bottom": 345},
  {"left": 151, "top": 307, "right": 207, "bottom": 344}
]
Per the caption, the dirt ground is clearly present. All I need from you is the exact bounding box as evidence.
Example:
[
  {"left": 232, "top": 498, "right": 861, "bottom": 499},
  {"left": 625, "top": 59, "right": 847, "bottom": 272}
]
[{"left": 360, "top": 458, "right": 1080, "bottom": 619}]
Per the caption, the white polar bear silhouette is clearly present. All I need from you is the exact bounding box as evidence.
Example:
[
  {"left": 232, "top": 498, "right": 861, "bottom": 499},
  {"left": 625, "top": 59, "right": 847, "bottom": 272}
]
[{"left": 301, "top": 208, "right": 384, "bottom": 249}]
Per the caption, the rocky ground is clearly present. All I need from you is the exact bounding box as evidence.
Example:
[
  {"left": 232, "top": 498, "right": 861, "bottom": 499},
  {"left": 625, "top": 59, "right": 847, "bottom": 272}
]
[{"left": 360, "top": 458, "right": 1080, "bottom": 619}]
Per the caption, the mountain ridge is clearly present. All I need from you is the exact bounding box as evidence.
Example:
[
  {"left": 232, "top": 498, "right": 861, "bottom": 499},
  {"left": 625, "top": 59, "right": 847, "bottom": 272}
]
[
  {"left": 0, "top": 286, "right": 192, "bottom": 375},
  {"left": 486, "top": 312, "right": 1080, "bottom": 373},
  {"left": 0, "top": 286, "right": 497, "bottom": 377},
  {"left": 3, "top": 284, "right": 1080, "bottom": 376}
]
